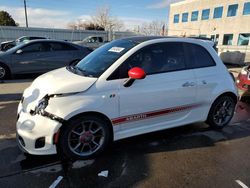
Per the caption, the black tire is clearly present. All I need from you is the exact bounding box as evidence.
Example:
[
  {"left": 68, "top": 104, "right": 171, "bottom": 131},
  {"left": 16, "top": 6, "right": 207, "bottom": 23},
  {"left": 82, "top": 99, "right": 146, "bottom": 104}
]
[
  {"left": 59, "top": 115, "right": 111, "bottom": 160},
  {"left": 0, "top": 63, "right": 10, "bottom": 80},
  {"left": 23, "top": 152, "right": 33, "bottom": 158},
  {"left": 206, "top": 95, "right": 236, "bottom": 129},
  {"left": 241, "top": 95, "right": 250, "bottom": 104}
]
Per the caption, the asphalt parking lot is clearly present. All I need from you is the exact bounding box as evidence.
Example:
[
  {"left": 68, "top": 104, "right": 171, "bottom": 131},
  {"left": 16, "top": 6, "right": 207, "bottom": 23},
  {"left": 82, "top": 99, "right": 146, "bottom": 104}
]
[{"left": 0, "top": 70, "right": 250, "bottom": 188}]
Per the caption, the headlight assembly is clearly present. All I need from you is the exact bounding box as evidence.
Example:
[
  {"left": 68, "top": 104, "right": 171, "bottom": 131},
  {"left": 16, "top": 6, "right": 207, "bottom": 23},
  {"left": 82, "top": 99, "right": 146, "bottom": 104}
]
[
  {"left": 34, "top": 96, "right": 49, "bottom": 115},
  {"left": 19, "top": 120, "right": 35, "bottom": 132}
]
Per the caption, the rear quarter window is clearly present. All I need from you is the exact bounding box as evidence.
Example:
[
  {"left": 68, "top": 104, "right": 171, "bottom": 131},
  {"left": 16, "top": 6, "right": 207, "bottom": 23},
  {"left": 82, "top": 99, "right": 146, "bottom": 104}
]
[
  {"left": 184, "top": 43, "right": 216, "bottom": 69},
  {"left": 49, "top": 42, "right": 77, "bottom": 51}
]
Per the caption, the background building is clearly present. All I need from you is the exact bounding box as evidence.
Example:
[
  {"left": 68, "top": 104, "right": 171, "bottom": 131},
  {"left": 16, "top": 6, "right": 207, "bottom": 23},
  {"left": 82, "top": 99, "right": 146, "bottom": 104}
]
[{"left": 168, "top": 0, "right": 250, "bottom": 65}]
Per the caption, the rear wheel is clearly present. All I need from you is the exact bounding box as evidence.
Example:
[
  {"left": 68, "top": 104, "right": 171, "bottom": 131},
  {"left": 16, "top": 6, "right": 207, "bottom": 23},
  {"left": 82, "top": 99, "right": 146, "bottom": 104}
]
[
  {"left": 0, "top": 63, "right": 10, "bottom": 80},
  {"left": 59, "top": 115, "right": 111, "bottom": 160},
  {"left": 206, "top": 95, "right": 236, "bottom": 129}
]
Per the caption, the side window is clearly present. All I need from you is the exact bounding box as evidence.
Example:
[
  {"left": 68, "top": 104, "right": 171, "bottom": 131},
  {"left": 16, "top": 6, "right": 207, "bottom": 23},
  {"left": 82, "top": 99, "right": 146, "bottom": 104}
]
[
  {"left": 21, "top": 43, "right": 47, "bottom": 53},
  {"left": 108, "top": 44, "right": 165, "bottom": 80},
  {"left": 89, "top": 37, "right": 98, "bottom": 43},
  {"left": 63, "top": 43, "right": 77, "bottom": 50},
  {"left": 108, "top": 49, "right": 149, "bottom": 80},
  {"left": 184, "top": 43, "right": 216, "bottom": 69},
  {"left": 108, "top": 42, "right": 187, "bottom": 80},
  {"left": 98, "top": 37, "right": 103, "bottom": 42},
  {"left": 49, "top": 42, "right": 77, "bottom": 51},
  {"left": 164, "top": 42, "right": 186, "bottom": 72}
]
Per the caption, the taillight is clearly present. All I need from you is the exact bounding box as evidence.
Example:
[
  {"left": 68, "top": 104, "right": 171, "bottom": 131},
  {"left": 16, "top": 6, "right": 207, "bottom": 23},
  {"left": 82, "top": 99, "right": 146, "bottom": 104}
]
[{"left": 241, "top": 67, "right": 248, "bottom": 75}]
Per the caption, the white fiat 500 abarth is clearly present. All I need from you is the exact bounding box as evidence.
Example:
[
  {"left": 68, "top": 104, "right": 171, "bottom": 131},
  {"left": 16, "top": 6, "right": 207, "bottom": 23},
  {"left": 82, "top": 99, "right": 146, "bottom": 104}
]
[{"left": 17, "top": 37, "right": 238, "bottom": 159}]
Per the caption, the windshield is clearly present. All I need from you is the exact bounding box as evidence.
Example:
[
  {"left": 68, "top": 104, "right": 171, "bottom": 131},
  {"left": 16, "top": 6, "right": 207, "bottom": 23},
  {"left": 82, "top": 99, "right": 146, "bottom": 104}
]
[
  {"left": 73, "top": 39, "right": 137, "bottom": 78},
  {"left": 82, "top": 37, "right": 90, "bottom": 42},
  {"left": 6, "top": 42, "right": 25, "bottom": 53},
  {"left": 16, "top": 37, "right": 28, "bottom": 43}
]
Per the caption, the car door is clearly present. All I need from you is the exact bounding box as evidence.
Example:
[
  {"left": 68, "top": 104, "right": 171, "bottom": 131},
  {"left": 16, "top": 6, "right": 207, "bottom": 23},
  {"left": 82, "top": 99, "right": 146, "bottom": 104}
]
[
  {"left": 46, "top": 42, "right": 77, "bottom": 70},
  {"left": 111, "top": 42, "right": 198, "bottom": 137},
  {"left": 184, "top": 42, "right": 218, "bottom": 121},
  {"left": 11, "top": 42, "right": 49, "bottom": 74}
]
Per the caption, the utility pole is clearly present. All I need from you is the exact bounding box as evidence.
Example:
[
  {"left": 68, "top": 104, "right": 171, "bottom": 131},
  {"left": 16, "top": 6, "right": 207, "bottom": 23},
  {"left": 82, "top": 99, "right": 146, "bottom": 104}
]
[{"left": 24, "top": 0, "right": 28, "bottom": 27}]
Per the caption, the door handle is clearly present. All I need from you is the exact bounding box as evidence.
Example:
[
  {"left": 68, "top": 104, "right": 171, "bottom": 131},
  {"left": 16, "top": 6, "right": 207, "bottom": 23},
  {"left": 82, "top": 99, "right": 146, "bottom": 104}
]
[
  {"left": 182, "top": 82, "right": 196, "bottom": 87},
  {"left": 202, "top": 80, "right": 207, "bottom": 85}
]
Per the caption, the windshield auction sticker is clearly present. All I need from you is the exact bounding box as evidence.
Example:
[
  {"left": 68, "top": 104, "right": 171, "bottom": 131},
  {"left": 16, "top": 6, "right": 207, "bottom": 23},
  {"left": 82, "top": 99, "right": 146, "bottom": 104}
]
[{"left": 108, "top": 47, "right": 125, "bottom": 53}]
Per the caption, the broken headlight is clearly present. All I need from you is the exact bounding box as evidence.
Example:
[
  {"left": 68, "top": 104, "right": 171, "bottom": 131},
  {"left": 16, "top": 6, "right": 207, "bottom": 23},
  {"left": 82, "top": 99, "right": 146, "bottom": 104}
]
[{"left": 34, "top": 96, "right": 49, "bottom": 114}]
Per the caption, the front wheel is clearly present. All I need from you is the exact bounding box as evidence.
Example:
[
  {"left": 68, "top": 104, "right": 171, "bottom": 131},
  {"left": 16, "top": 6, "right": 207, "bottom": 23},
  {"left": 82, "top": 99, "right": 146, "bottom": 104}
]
[
  {"left": 0, "top": 64, "right": 10, "bottom": 80},
  {"left": 206, "top": 96, "right": 236, "bottom": 129},
  {"left": 59, "top": 115, "right": 111, "bottom": 160}
]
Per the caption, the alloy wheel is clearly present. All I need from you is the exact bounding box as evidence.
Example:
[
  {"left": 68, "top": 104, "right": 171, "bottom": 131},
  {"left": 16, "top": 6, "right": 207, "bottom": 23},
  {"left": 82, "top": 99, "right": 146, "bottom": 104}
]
[
  {"left": 0, "top": 66, "right": 6, "bottom": 79},
  {"left": 213, "top": 99, "right": 234, "bottom": 126},
  {"left": 68, "top": 120, "right": 105, "bottom": 157}
]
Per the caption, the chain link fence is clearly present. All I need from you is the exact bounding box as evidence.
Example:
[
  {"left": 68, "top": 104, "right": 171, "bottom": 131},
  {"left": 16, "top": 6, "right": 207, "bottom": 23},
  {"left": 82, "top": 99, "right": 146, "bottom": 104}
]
[{"left": 0, "top": 26, "right": 137, "bottom": 43}]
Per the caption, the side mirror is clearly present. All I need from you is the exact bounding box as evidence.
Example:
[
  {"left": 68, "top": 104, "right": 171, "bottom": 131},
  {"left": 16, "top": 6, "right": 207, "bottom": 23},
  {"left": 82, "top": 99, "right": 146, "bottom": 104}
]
[
  {"left": 16, "top": 49, "right": 23, "bottom": 54},
  {"left": 124, "top": 67, "right": 146, "bottom": 87},
  {"left": 128, "top": 67, "right": 146, "bottom": 80}
]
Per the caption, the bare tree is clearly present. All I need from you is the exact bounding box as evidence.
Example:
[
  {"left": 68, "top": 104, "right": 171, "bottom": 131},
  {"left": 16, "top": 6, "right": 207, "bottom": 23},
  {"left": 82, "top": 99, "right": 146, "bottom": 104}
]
[
  {"left": 139, "top": 20, "right": 166, "bottom": 36},
  {"left": 67, "top": 21, "right": 77, "bottom": 30},
  {"left": 67, "top": 21, "right": 105, "bottom": 30},
  {"left": 91, "top": 6, "right": 124, "bottom": 31},
  {"left": 67, "top": 6, "right": 124, "bottom": 32}
]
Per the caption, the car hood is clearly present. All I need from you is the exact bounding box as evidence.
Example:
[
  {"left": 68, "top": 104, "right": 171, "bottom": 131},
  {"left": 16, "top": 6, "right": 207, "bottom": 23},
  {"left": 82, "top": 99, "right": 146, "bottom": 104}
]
[
  {"left": 74, "top": 41, "right": 86, "bottom": 45},
  {"left": 22, "top": 67, "right": 97, "bottom": 111},
  {"left": 1, "top": 40, "right": 14, "bottom": 45}
]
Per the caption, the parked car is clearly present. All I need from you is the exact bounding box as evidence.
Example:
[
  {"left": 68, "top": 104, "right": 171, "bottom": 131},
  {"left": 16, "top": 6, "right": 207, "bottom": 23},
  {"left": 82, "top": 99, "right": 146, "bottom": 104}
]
[
  {"left": 0, "top": 39, "right": 92, "bottom": 79},
  {"left": 236, "top": 65, "right": 250, "bottom": 91},
  {"left": 0, "top": 36, "right": 47, "bottom": 51},
  {"left": 74, "top": 36, "right": 108, "bottom": 50},
  {"left": 220, "top": 51, "right": 246, "bottom": 66},
  {"left": 17, "top": 36, "right": 238, "bottom": 160}
]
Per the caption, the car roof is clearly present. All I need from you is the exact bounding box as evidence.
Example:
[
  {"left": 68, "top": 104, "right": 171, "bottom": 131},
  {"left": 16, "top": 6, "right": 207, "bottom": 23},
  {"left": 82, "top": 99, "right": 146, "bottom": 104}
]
[
  {"left": 188, "top": 36, "right": 212, "bottom": 41},
  {"left": 120, "top": 36, "right": 213, "bottom": 45},
  {"left": 6, "top": 39, "right": 82, "bottom": 52},
  {"left": 121, "top": 36, "right": 176, "bottom": 44},
  {"left": 18, "top": 36, "right": 46, "bottom": 39},
  {"left": 25, "top": 39, "right": 68, "bottom": 43}
]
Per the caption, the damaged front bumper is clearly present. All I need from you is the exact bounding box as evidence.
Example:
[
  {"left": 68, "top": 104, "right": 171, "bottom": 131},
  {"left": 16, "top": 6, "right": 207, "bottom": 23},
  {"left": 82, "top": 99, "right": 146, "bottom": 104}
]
[{"left": 16, "top": 102, "right": 64, "bottom": 155}]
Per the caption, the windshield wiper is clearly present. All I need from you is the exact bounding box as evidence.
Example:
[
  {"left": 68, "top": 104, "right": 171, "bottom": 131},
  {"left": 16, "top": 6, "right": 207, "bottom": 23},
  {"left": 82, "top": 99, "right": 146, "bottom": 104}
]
[
  {"left": 66, "top": 65, "right": 77, "bottom": 74},
  {"left": 66, "top": 65, "right": 94, "bottom": 77}
]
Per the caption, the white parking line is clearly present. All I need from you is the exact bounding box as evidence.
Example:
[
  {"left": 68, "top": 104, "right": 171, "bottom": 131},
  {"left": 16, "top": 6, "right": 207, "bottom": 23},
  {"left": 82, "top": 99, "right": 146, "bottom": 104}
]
[
  {"left": 49, "top": 176, "right": 63, "bottom": 188},
  {"left": 0, "top": 133, "right": 16, "bottom": 140},
  {"left": 236, "top": 180, "right": 249, "bottom": 188}
]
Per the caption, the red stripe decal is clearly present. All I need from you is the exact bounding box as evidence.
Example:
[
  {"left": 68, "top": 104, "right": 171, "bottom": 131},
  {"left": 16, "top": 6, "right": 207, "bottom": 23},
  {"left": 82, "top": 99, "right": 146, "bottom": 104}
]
[{"left": 111, "top": 104, "right": 201, "bottom": 125}]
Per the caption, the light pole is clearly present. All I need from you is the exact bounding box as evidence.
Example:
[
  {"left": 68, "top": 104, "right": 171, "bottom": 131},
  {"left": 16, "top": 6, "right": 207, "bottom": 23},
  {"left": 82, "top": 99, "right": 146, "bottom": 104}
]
[{"left": 24, "top": 0, "right": 28, "bottom": 27}]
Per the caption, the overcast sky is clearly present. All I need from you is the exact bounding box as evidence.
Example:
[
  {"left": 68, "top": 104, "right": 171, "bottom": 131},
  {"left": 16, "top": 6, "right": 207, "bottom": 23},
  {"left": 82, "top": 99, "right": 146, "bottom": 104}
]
[{"left": 0, "top": 0, "right": 184, "bottom": 29}]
